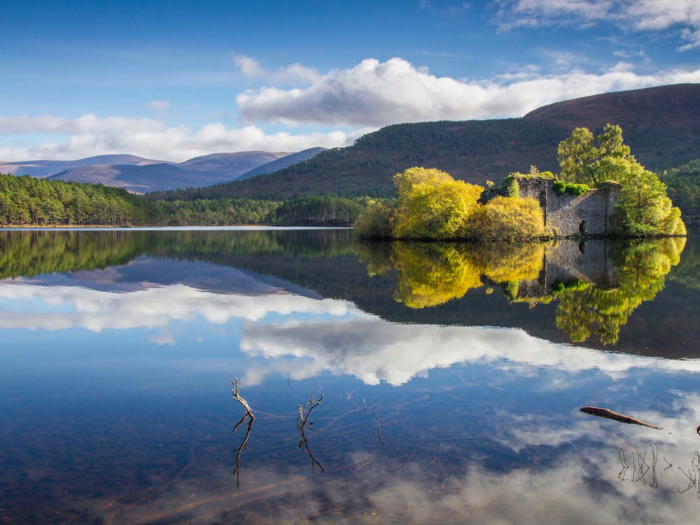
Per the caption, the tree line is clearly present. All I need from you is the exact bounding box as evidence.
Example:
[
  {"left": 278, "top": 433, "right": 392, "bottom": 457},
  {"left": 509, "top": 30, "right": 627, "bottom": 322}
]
[{"left": 0, "top": 174, "right": 369, "bottom": 226}]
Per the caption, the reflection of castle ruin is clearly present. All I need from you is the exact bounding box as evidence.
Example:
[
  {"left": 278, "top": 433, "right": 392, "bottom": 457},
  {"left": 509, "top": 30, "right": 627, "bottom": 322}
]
[{"left": 515, "top": 241, "right": 620, "bottom": 300}]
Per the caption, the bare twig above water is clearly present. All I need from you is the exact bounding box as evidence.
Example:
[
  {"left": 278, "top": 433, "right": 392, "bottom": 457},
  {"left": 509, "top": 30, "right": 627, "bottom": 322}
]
[
  {"left": 232, "top": 378, "right": 255, "bottom": 421},
  {"left": 678, "top": 452, "right": 700, "bottom": 497},
  {"left": 231, "top": 378, "right": 255, "bottom": 488},
  {"left": 618, "top": 444, "right": 657, "bottom": 487},
  {"left": 297, "top": 393, "right": 324, "bottom": 473}
]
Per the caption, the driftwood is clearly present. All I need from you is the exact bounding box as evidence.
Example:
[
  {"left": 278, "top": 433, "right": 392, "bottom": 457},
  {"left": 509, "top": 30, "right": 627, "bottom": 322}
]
[{"left": 580, "top": 406, "right": 662, "bottom": 429}]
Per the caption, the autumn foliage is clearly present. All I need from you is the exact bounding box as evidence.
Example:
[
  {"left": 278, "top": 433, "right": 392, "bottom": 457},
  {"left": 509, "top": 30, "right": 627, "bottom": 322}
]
[{"left": 356, "top": 167, "right": 546, "bottom": 241}]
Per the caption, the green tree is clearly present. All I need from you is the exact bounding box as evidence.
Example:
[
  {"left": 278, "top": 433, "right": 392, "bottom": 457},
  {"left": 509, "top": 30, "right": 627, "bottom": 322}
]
[{"left": 557, "top": 127, "right": 600, "bottom": 184}]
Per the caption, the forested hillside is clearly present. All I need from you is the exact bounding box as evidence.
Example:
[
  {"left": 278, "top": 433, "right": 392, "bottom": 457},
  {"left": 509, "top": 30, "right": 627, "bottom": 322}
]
[
  {"left": 0, "top": 174, "right": 367, "bottom": 226},
  {"left": 662, "top": 159, "right": 700, "bottom": 222},
  {"left": 153, "top": 84, "right": 700, "bottom": 200}
]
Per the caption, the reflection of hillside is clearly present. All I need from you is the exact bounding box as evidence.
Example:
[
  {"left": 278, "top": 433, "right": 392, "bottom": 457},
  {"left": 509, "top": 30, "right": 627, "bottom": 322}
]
[
  {"left": 0, "top": 230, "right": 151, "bottom": 279},
  {"left": 0, "top": 229, "right": 354, "bottom": 281},
  {"left": 0, "top": 230, "right": 696, "bottom": 357}
]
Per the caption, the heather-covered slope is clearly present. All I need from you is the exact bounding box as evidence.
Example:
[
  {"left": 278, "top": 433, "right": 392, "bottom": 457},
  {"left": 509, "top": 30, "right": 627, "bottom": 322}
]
[{"left": 158, "top": 84, "right": 700, "bottom": 199}]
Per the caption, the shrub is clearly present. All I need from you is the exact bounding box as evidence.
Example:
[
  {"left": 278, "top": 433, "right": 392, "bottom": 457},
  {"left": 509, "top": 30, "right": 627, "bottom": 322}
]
[
  {"left": 470, "top": 196, "right": 545, "bottom": 241},
  {"left": 552, "top": 180, "right": 590, "bottom": 196},
  {"left": 354, "top": 200, "right": 394, "bottom": 239},
  {"left": 506, "top": 178, "right": 520, "bottom": 198}
]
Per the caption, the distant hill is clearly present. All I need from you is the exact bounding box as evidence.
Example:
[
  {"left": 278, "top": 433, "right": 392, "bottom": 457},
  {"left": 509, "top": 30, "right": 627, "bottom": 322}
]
[
  {"left": 0, "top": 154, "right": 165, "bottom": 178},
  {"left": 156, "top": 84, "right": 700, "bottom": 200},
  {"left": 46, "top": 151, "right": 292, "bottom": 193},
  {"left": 237, "top": 147, "right": 326, "bottom": 180}
]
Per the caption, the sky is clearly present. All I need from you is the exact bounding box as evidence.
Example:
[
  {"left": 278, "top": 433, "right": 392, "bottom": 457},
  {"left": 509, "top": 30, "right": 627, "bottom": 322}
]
[{"left": 1, "top": 0, "right": 699, "bottom": 162}]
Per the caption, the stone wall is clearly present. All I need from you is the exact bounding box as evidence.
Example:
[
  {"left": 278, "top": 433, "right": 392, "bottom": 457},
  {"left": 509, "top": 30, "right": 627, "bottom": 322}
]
[{"left": 514, "top": 177, "right": 621, "bottom": 236}]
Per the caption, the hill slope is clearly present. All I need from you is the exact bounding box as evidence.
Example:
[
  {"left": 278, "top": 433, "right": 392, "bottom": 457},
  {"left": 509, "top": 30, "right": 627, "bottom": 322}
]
[
  {"left": 156, "top": 84, "right": 700, "bottom": 199},
  {"left": 0, "top": 155, "right": 165, "bottom": 178},
  {"left": 48, "top": 151, "right": 291, "bottom": 192},
  {"left": 238, "top": 147, "right": 326, "bottom": 180}
]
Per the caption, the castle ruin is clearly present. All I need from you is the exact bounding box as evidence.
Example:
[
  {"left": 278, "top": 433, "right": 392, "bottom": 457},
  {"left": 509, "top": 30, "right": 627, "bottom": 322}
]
[{"left": 512, "top": 177, "right": 622, "bottom": 237}]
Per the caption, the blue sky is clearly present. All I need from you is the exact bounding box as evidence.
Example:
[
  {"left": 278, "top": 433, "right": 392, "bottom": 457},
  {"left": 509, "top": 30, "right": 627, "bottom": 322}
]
[{"left": 1, "top": 0, "right": 699, "bottom": 162}]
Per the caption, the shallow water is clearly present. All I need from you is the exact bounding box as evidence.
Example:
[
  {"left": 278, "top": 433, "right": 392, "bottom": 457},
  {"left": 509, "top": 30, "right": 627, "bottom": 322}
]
[{"left": 0, "top": 229, "right": 699, "bottom": 524}]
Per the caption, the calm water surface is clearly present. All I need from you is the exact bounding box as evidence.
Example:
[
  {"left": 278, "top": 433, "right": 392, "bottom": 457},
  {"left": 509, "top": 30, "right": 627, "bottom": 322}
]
[{"left": 1, "top": 229, "right": 699, "bottom": 524}]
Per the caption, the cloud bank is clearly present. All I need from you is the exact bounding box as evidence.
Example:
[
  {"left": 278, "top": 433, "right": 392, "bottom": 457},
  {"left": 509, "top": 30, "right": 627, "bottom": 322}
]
[
  {"left": 3, "top": 54, "right": 700, "bottom": 161},
  {"left": 0, "top": 115, "right": 358, "bottom": 162},
  {"left": 236, "top": 57, "right": 700, "bottom": 127}
]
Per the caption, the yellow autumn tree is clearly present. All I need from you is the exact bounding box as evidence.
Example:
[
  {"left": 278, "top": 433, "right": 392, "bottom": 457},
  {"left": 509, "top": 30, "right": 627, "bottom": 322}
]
[{"left": 392, "top": 167, "right": 483, "bottom": 240}]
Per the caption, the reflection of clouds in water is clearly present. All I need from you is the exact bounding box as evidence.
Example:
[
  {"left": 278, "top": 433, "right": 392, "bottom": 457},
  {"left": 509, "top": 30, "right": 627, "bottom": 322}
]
[
  {"left": 241, "top": 319, "right": 700, "bottom": 386},
  {"left": 0, "top": 283, "right": 358, "bottom": 334},
  {"left": 79, "top": 444, "right": 700, "bottom": 525},
  {"left": 89, "top": 391, "right": 700, "bottom": 523}
]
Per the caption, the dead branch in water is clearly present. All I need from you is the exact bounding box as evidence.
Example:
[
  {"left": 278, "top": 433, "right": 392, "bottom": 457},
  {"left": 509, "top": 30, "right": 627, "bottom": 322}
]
[
  {"left": 372, "top": 405, "right": 385, "bottom": 446},
  {"left": 232, "top": 378, "right": 255, "bottom": 488},
  {"left": 580, "top": 407, "right": 662, "bottom": 429},
  {"left": 297, "top": 393, "right": 324, "bottom": 473}
]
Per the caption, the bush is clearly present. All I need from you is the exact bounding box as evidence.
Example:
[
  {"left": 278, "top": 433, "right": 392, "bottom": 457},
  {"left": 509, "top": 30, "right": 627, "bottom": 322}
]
[
  {"left": 354, "top": 200, "right": 394, "bottom": 239},
  {"left": 470, "top": 196, "right": 545, "bottom": 241},
  {"left": 505, "top": 177, "right": 520, "bottom": 198},
  {"left": 552, "top": 180, "right": 590, "bottom": 196}
]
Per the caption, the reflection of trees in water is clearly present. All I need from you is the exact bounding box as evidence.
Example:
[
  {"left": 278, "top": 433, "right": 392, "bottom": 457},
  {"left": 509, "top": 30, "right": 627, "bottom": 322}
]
[
  {"left": 0, "top": 229, "right": 355, "bottom": 280},
  {"left": 357, "top": 241, "right": 544, "bottom": 309},
  {"left": 555, "top": 238, "right": 685, "bottom": 344},
  {"left": 358, "top": 238, "right": 686, "bottom": 345}
]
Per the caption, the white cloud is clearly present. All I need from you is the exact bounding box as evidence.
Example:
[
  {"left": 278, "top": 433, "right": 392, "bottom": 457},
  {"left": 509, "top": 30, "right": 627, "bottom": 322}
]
[
  {"left": 497, "top": 0, "right": 700, "bottom": 50},
  {"left": 0, "top": 114, "right": 359, "bottom": 162},
  {"left": 146, "top": 100, "right": 171, "bottom": 112},
  {"left": 236, "top": 56, "right": 700, "bottom": 127},
  {"left": 232, "top": 54, "right": 266, "bottom": 77},
  {"left": 3, "top": 54, "right": 700, "bottom": 162},
  {"left": 232, "top": 52, "right": 321, "bottom": 85}
]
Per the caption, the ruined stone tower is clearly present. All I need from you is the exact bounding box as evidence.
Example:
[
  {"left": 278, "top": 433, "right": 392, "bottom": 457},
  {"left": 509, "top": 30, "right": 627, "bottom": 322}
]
[{"left": 511, "top": 176, "right": 622, "bottom": 236}]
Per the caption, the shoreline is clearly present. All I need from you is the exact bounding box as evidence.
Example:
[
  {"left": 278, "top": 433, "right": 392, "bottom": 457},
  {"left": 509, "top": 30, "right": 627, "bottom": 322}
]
[{"left": 0, "top": 225, "right": 354, "bottom": 231}]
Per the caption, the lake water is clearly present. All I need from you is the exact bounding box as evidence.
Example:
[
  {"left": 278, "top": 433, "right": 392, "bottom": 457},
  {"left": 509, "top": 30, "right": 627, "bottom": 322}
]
[{"left": 1, "top": 228, "right": 699, "bottom": 524}]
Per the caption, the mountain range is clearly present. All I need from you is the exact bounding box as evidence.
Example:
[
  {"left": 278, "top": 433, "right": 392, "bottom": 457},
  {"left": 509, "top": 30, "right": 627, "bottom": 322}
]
[
  {"left": 0, "top": 148, "right": 326, "bottom": 193},
  {"left": 158, "top": 83, "right": 700, "bottom": 199}
]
